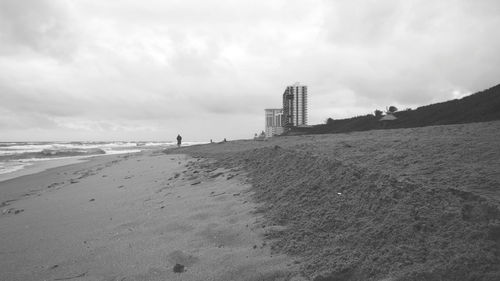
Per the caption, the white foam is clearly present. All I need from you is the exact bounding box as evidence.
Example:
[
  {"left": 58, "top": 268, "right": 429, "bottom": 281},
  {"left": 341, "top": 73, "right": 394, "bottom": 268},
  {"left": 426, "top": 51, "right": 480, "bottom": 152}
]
[
  {"left": 0, "top": 141, "right": 175, "bottom": 156},
  {"left": 103, "top": 149, "right": 142, "bottom": 155},
  {"left": 0, "top": 141, "right": 204, "bottom": 175},
  {"left": 0, "top": 161, "right": 33, "bottom": 175}
]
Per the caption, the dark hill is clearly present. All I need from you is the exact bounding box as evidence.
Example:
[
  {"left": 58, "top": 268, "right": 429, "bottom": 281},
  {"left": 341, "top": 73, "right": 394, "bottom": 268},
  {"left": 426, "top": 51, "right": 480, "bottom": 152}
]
[{"left": 291, "top": 83, "right": 500, "bottom": 135}]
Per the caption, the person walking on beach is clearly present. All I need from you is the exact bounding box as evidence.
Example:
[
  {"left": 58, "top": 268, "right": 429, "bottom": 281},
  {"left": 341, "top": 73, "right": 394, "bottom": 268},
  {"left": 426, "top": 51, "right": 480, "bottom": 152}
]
[{"left": 176, "top": 134, "right": 182, "bottom": 147}]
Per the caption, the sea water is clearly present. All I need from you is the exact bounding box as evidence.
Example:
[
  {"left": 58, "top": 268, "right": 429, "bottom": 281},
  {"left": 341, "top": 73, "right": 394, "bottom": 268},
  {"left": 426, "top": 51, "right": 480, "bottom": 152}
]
[{"left": 0, "top": 141, "right": 190, "bottom": 176}]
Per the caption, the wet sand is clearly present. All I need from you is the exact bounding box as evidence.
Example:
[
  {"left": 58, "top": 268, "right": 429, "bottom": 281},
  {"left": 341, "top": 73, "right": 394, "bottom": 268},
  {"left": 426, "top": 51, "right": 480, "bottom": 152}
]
[
  {"left": 0, "top": 157, "right": 88, "bottom": 184},
  {"left": 0, "top": 151, "right": 300, "bottom": 281}
]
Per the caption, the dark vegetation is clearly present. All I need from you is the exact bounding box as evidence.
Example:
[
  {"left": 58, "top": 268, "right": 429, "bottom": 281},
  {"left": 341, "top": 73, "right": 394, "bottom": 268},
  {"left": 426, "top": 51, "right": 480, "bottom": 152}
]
[{"left": 290, "top": 83, "right": 500, "bottom": 135}]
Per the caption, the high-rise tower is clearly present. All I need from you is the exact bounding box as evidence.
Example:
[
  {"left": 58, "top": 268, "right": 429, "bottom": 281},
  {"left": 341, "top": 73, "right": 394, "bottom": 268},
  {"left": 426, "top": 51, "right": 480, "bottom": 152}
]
[{"left": 283, "top": 82, "right": 308, "bottom": 129}]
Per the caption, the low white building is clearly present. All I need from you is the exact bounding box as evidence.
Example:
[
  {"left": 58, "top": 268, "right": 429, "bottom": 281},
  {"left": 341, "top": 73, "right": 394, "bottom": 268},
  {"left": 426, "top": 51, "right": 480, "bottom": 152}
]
[{"left": 264, "top": 108, "right": 284, "bottom": 137}]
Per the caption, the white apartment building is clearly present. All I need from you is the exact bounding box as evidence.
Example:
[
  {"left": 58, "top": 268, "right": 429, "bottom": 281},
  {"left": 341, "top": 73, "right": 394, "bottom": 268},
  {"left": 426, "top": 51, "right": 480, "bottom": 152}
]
[{"left": 283, "top": 82, "right": 308, "bottom": 129}]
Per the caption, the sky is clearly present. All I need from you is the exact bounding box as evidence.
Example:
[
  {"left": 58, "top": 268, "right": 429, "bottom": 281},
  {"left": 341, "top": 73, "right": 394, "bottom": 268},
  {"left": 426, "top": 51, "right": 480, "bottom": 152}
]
[{"left": 1, "top": 0, "right": 499, "bottom": 142}]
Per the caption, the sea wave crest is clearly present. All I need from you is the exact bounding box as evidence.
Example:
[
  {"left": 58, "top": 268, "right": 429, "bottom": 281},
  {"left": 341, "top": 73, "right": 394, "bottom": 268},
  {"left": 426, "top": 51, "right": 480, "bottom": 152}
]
[{"left": 40, "top": 148, "right": 106, "bottom": 157}]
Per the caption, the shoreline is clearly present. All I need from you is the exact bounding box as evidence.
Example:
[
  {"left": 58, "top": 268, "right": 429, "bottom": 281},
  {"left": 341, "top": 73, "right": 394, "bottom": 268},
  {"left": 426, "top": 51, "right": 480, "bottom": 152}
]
[
  {"left": 0, "top": 157, "right": 89, "bottom": 183},
  {"left": 0, "top": 153, "right": 127, "bottom": 205},
  {"left": 0, "top": 144, "right": 200, "bottom": 184}
]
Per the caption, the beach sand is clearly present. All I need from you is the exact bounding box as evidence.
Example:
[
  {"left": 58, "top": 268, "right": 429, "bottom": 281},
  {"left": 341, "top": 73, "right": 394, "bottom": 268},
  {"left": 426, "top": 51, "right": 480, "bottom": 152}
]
[
  {"left": 2, "top": 121, "right": 500, "bottom": 281},
  {"left": 0, "top": 151, "right": 301, "bottom": 281}
]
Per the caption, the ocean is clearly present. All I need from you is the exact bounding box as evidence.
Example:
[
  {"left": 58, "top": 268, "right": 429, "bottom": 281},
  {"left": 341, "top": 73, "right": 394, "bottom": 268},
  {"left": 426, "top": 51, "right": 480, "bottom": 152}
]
[{"left": 0, "top": 141, "right": 199, "bottom": 176}]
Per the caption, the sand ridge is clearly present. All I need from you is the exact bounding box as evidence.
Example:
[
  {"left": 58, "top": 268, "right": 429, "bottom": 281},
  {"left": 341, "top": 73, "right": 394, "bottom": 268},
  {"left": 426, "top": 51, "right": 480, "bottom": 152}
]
[{"left": 172, "top": 121, "right": 500, "bottom": 281}]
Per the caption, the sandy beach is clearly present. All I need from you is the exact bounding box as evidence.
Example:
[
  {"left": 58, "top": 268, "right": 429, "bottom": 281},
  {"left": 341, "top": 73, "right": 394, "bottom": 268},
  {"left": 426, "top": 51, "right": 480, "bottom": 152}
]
[
  {"left": 1, "top": 121, "right": 500, "bottom": 281},
  {"left": 0, "top": 151, "right": 300, "bottom": 281},
  {"left": 2, "top": 0, "right": 499, "bottom": 280}
]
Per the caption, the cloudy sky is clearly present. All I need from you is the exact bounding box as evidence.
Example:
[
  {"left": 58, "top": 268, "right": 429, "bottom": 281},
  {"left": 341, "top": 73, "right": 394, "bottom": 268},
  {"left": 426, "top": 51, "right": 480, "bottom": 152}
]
[{"left": 1, "top": 0, "right": 499, "bottom": 141}]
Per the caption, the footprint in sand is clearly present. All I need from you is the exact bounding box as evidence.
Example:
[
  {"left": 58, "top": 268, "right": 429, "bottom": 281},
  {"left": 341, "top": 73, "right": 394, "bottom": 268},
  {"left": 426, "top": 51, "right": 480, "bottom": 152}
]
[
  {"left": 168, "top": 250, "right": 199, "bottom": 268},
  {"left": 1, "top": 199, "right": 15, "bottom": 207},
  {"left": 210, "top": 172, "right": 224, "bottom": 179},
  {"left": 47, "top": 182, "right": 63, "bottom": 188},
  {"left": 2, "top": 208, "right": 24, "bottom": 215}
]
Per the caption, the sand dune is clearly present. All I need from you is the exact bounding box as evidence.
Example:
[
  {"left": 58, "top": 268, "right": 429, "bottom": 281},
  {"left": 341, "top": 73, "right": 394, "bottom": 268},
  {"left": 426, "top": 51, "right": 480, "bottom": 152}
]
[{"left": 172, "top": 121, "right": 500, "bottom": 281}]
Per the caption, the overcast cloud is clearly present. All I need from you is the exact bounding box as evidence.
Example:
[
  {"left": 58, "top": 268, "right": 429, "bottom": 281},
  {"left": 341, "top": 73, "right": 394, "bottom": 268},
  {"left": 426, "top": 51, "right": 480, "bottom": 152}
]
[{"left": 1, "top": 0, "right": 499, "bottom": 141}]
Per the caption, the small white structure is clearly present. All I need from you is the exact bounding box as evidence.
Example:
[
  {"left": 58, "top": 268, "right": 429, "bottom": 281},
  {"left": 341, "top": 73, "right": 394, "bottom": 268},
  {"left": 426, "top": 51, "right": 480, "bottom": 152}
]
[{"left": 379, "top": 114, "right": 397, "bottom": 121}]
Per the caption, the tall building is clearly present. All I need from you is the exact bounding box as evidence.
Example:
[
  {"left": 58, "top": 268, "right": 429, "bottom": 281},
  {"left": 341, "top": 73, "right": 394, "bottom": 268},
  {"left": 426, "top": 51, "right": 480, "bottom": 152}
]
[
  {"left": 264, "top": 108, "right": 284, "bottom": 137},
  {"left": 283, "top": 82, "right": 308, "bottom": 129}
]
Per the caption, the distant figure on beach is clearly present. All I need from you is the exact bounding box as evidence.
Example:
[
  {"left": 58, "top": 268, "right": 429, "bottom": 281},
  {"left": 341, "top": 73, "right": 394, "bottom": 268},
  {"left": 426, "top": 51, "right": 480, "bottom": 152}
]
[
  {"left": 223, "top": 138, "right": 227, "bottom": 142},
  {"left": 176, "top": 134, "right": 182, "bottom": 147}
]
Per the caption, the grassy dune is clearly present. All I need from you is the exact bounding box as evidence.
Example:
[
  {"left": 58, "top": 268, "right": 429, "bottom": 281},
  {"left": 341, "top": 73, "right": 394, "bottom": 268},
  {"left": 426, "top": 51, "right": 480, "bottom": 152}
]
[{"left": 295, "top": 83, "right": 500, "bottom": 135}]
